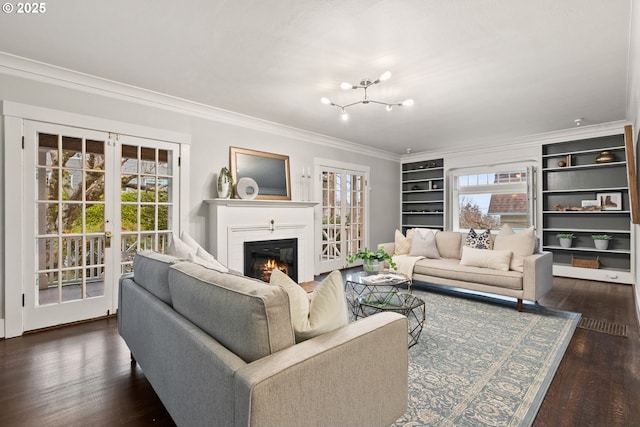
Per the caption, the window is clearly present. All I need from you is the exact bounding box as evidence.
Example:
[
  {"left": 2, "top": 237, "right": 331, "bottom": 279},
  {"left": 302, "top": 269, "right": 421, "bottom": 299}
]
[{"left": 451, "top": 164, "right": 535, "bottom": 232}]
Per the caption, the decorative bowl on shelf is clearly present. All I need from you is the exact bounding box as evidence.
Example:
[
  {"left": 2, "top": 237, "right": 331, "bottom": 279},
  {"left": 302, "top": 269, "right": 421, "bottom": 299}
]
[{"left": 595, "top": 151, "right": 615, "bottom": 163}]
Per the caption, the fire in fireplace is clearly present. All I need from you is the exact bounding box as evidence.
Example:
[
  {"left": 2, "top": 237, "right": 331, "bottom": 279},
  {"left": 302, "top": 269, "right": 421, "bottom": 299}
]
[{"left": 244, "top": 238, "right": 298, "bottom": 282}]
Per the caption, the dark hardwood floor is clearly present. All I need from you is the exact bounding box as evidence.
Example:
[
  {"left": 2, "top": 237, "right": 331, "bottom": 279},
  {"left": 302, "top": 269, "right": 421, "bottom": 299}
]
[{"left": 0, "top": 276, "right": 638, "bottom": 427}]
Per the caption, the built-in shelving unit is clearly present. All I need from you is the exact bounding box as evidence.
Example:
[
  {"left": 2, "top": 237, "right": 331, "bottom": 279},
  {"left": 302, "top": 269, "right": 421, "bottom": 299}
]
[
  {"left": 541, "top": 133, "right": 633, "bottom": 284},
  {"left": 401, "top": 158, "right": 444, "bottom": 233}
]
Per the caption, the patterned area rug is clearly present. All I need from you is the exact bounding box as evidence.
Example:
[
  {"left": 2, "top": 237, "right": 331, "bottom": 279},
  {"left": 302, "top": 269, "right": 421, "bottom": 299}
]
[{"left": 386, "top": 286, "right": 580, "bottom": 427}]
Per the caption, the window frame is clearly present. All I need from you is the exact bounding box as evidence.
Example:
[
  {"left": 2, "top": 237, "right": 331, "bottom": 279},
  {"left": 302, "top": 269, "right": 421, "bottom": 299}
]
[{"left": 449, "top": 161, "right": 536, "bottom": 233}]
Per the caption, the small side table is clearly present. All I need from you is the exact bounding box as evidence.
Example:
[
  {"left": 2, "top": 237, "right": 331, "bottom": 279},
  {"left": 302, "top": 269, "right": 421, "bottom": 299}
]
[{"left": 356, "top": 291, "right": 425, "bottom": 348}]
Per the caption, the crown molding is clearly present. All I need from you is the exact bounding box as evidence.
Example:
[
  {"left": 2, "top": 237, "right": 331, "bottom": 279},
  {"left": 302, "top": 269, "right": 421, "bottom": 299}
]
[
  {"left": 401, "top": 120, "right": 631, "bottom": 163},
  {"left": 0, "top": 51, "right": 400, "bottom": 162}
]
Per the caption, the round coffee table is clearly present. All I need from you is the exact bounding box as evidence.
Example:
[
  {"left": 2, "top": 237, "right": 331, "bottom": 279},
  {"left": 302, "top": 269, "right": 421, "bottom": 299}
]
[
  {"left": 344, "top": 270, "right": 411, "bottom": 317},
  {"left": 356, "top": 291, "right": 425, "bottom": 348}
]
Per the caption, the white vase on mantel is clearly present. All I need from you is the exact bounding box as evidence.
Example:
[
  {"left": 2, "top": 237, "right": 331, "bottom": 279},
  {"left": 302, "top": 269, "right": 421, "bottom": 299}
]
[{"left": 217, "top": 167, "right": 232, "bottom": 199}]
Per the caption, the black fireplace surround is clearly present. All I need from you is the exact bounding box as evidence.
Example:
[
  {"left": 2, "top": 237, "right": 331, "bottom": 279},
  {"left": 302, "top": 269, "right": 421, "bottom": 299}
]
[{"left": 244, "top": 238, "right": 298, "bottom": 282}]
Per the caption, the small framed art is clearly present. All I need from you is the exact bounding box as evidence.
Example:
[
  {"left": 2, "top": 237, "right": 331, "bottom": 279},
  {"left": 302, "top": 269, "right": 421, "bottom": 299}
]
[
  {"left": 597, "top": 192, "right": 622, "bottom": 211},
  {"left": 581, "top": 200, "right": 599, "bottom": 208}
]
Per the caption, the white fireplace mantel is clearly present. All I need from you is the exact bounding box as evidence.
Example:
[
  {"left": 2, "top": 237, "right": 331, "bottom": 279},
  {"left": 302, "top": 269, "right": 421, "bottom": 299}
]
[{"left": 204, "top": 199, "right": 319, "bottom": 282}]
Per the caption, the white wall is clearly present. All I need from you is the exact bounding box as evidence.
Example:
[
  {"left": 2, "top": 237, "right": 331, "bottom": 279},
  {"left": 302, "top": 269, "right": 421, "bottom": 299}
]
[{"left": 0, "top": 72, "right": 400, "bottom": 329}]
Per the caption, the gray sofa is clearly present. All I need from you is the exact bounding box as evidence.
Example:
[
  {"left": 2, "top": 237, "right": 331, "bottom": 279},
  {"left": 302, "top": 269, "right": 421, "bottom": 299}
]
[
  {"left": 380, "top": 231, "right": 553, "bottom": 311},
  {"left": 118, "top": 251, "right": 408, "bottom": 427}
]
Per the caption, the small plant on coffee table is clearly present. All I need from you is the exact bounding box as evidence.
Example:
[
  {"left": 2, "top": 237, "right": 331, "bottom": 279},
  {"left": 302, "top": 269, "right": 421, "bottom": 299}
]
[{"left": 347, "top": 248, "right": 397, "bottom": 271}]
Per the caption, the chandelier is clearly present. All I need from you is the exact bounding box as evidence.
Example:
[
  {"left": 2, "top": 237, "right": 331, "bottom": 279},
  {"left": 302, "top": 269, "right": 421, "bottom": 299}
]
[{"left": 320, "top": 71, "right": 414, "bottom": 121}]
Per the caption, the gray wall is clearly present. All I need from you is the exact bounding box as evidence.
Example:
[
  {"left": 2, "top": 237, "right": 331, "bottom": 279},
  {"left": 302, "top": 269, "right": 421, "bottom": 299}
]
[{"left": 0, "top": 72, "right": 400, "bottom": 326}]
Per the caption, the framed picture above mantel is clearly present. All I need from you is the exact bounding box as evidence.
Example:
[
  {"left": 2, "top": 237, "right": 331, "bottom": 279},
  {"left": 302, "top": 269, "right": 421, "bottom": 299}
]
[{"left": 230, "top": 146, "right": 291, "bottom": 200}]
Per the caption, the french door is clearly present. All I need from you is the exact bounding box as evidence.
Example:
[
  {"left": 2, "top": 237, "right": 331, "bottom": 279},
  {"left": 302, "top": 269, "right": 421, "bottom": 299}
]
[
  {"left": 23, "top": 121, "right": 179, "bottom": 331},
  {"left": 317, "top": 165, "right": 368, "bottom": 273}
]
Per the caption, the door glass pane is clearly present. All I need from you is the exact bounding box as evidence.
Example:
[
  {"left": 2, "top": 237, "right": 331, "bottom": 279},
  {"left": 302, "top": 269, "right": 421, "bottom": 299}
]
[
  {"left": 140, "top": 205, "right": 156, "bottom": 231},
  {"left": 62, "top": 170, "right": 83, "bottom": 201},
  {"left": 38, "top": 133, "right": 58, "bottom": 166},
  {"left": 159, "top": 149, "right": 171, "bottom": 175},
  {"left": 140, "top": 147, "right": 156, "bottom": 173},
  {"left": 61, "top": 203, "right": 83, "bottom": 233},
  {"left": 121, "top": 204, "right": 139, "bottom": 231},
  {"left": 61, "top": 268, "right": 83, "bottom": 302},
  {"left": 61, "top": 137, "right": 82, "bottom": 169},
  {"left": 38, "top": 168, "right": 58, "bottom": 200},
  {"left": 121, "top": 145, "right": 139, "bottom": 173},
  {"left": 85, "top": 140, "right": 105, "bottom": 170},
  {"left": 37, "top": 237, "right": 58, "bottom": 272},
  {"left": 36, "top": 134, "right": 106, "bottom": 307},
  {"left": 119, "top": 144, "right": 175, "bottom": 257},
  {"left": 85, "top": 171, "right": 105, "bottom": 202},
  {"left": 85, "top": 204, "right": 104, "bottom": 232},
  {"left": 37, "top": 203, "right": 59, "bottom": 235},
  {"left": 85, "top": 236, "right": 105, "bottom": 297}
]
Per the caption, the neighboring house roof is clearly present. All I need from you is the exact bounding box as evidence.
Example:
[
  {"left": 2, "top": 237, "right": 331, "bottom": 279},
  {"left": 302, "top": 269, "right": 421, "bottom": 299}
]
[{"left": 487, "top": 194, "right": 527, "bottom": 214}]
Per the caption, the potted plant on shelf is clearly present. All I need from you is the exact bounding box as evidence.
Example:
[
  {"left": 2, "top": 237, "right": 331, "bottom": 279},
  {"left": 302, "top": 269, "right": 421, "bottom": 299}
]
[
  {"left": 347, "top": 248, "right": 397, "bottom": 273},
  {"left": 592, "top": 234, "right": 612, "bottom": 250},
  {"left": 556, "top": 233, "right": 575, "bottom": 248}
]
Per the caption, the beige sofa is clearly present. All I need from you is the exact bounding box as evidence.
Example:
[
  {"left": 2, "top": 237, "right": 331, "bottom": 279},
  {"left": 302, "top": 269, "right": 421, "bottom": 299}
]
[
  {"left": 379, "top": 230, "right": 553, "bottom": 311},
  {"left": 119, "top": 251, "right": 408, "bottom": 427}
]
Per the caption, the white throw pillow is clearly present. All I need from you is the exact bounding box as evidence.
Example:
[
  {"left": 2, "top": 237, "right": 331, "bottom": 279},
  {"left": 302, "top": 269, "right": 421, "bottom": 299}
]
[
  {"left": 180, "top": 232, "right": 229, "bottom": 273},
  {"left": 394, "top": 229, "right": 412, "bottom": 255},
  {"left": 270, "top": 269, "right": 349, "bottom": 342},
  {"left": 412, "top": 228, "right": 440, "bottom": 239},
  {"left": 493, "top": 225, "right": 536, "bottom": 272},
  {"left": 180, "top": 232, "right": 201, "bottom": 251},
  {"left": 459, "top": 246, "right": 512, "bottom": 271},
  {"left": 167, "top": 234, "right": 195, "bottom": 259},
  {"left": 187, "top": 251, "right": 230, "bottom": 273},
  {"left": 409, "top": 230, "right": 441, "bottom": 259}
]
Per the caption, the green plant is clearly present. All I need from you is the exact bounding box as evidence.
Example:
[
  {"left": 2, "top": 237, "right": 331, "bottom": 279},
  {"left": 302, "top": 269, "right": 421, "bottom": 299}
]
[
  {"left": 556, "top": 233, "right": 575, "bottom": 239},
  {"left": 592, "top": 234, "right": 612, "bottom": 240},
  {"left": 347, "top": 248, "right": 397, "bottom": 270}
]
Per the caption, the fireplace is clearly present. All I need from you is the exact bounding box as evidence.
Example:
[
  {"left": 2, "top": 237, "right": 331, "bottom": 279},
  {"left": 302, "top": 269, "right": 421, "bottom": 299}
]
[{"left": 244, "top": 238, "right": 298, "bottom": 282}]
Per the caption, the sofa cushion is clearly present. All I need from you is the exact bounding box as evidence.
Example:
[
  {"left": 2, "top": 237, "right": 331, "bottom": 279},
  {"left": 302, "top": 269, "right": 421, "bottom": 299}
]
[
  {"left": 435, "top": 231, "right": 463, "bottom": 259},
  {"left": 493, "top": 225, "right": 536, "bottom": 272},
  {"left": 394, "top": 229, "right": 412, "bottom": 255},
  {"left": 409, "top": 230, "right": 440, "bottom": 259},
  {"left": 133, "top": 251, "right": 183, "bottom": 305},
  {"left": 270, "top": 269, "right": 349, "bottom": 342},
  {"left": 413, "top": 257, "right": 523, "bottom": 290},
  {"left": 465, "top": 229, "right": 492, "bottom": 249},
  {"left": 459, "top": 246, "right": 512, "bottom": 271},
  {"left": 168, "top": 262, "right": 295, "bottom": 363}
]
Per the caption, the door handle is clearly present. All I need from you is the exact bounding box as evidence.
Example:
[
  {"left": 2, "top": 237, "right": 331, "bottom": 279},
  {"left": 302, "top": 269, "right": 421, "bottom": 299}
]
[{"left": 105, "top": 231, "right": 112, "bottom": 248}]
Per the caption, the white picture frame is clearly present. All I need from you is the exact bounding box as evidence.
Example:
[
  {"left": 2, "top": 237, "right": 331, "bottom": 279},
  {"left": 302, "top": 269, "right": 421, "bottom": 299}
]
[
  {"left": 597, "top": 192, "right": 622, "bottom": 211},
  {"left": 581, "top": 200, "right": 599, "bottom": 208}
]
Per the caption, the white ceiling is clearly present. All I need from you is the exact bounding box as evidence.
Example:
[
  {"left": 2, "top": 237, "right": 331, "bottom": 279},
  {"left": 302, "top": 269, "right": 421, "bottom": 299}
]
[{"left": 0, "top": 0, "right": 633, "bottom": 155}]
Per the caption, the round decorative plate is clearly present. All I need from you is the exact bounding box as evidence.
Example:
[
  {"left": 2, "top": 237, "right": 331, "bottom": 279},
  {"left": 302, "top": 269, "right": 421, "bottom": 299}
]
[{"left": 236, "top": 177, "right": 259, "bottom": 199}]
